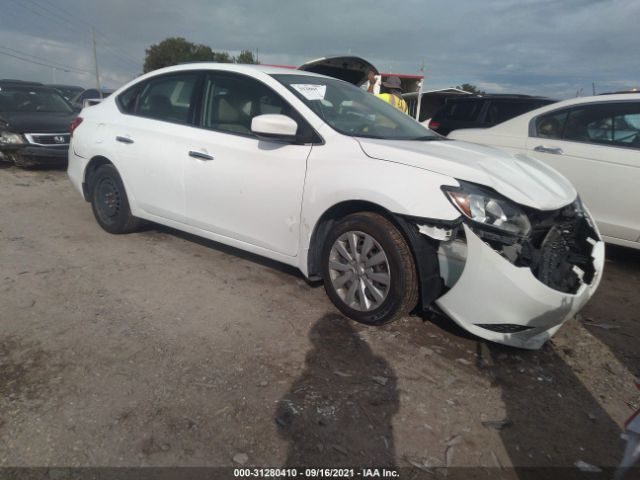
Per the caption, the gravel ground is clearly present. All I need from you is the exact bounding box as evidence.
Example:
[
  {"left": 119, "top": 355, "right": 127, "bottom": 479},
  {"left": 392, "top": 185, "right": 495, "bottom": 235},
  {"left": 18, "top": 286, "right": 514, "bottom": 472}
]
[{"left": 0, "top": 166, "right": 638, "bottom": 475}]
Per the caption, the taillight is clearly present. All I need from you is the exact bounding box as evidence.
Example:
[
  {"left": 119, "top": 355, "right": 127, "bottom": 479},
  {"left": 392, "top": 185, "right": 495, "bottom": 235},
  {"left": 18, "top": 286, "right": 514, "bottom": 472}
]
[
  {"left": 429, "top": 121, "right": 441, "bottom": 130},
  {"left": 70, "top": 117, "right": 83, "bottom": 137}
]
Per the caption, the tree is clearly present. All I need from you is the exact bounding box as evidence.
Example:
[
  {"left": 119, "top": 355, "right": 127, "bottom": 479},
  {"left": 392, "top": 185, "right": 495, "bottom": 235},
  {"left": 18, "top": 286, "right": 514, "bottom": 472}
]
[
  {"left": 456, "top": 83, "right": 486, "bottom": 95},
  {"left": 234, "top": 50, "right": 258, "bottom": 64},
  {"left": 143, "top": 37, "right": 232, "bottom": 73}
]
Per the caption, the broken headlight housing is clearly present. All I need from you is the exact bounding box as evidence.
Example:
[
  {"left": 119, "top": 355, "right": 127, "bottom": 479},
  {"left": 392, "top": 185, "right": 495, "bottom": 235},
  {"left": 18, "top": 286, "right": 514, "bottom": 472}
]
[
  {"left": 0, "top": 131, "right": 26, "bottom": 146},
  {"left": 443, "top": 182, "right": 531, "bottom": 236}
]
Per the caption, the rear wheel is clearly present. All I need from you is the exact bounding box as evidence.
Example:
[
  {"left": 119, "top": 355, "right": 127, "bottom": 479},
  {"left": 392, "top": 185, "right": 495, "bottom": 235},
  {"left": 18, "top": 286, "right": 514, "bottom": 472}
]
[
  {"left": 90, "top": 164, "right": 141, "bottom": 234},
  {"left": 321, "top": 212, "right": 418, "bottom": 325}
]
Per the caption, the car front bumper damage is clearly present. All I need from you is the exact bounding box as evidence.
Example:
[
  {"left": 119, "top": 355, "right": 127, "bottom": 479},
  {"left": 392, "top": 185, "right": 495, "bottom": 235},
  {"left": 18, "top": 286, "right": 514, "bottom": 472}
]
[
  {"left": 435, "top": 224, "right": 604, "bottom": 349},
  {"left": 405, "top": 201, "right": 604, "bottom": 350}
]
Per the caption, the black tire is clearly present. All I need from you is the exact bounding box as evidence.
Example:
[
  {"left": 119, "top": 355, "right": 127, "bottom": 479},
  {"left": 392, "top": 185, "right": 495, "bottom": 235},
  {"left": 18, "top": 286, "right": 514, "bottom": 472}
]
[
  {"left": 321, "top": 212, "right": 418, "bottom": 325},
  {"left": 90, "top": 164, "right": 142, "bottom": 234}
]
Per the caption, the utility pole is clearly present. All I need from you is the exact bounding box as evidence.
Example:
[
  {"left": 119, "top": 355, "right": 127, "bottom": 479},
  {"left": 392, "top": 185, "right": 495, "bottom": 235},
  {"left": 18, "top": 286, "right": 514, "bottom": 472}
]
[
  {"left": 592, "top": 82, "right": 596, "bottom": 96},
  {"left": 91, "top": 27, "right": 101, "bottom": 95},
  {"left": 415, "top": 61, "right": 425, "bottom": 121}
]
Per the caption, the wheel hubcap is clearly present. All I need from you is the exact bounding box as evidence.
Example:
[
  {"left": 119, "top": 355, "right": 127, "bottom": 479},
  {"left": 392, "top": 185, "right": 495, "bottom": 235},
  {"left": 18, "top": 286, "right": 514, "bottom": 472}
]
[
  {"left": 328, "top": 231, "right": 391, "bottom": 312},
  {"left": 96, "top": 178, "right": 121, "bottom": 219}
]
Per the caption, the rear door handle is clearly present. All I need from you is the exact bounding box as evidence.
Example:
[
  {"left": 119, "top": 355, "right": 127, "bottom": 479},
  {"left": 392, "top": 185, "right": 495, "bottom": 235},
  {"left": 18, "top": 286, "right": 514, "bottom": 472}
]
[
  {"left": 533, "top": 145, "right": 563, "bottom": 155},
  {"left": 116, "top": 136, "right": 134, "bottom": 144},
  {"left": 189, "top": 150, "right": 214, "bottom": 161}
]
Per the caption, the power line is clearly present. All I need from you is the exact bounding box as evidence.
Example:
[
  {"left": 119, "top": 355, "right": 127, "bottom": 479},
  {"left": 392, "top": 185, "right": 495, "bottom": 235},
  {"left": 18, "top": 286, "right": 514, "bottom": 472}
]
[
  {"left": 0, "top": 49, "right": 90, "bottom": 75},
  {"left": 0, "top": 45, "right": 91, "bottom": 73},
  {"left": 25, "top": 0, "right": 141, "bottom": 69},
  {"left": 6, "top": 0, "right": 139, "bottom": 73}
]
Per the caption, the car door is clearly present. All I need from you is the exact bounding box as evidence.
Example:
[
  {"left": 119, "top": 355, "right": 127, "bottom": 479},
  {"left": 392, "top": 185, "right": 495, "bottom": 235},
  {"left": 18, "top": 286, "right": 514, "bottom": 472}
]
[
  {"left": 183, "top": 71, "right": 314, "bottom": 256},
  {"left": 525, "top": 101, "right": 640, "bottom": 242},
  {"left": 111, "top": 72, "right": 202, "bottom": 223}
]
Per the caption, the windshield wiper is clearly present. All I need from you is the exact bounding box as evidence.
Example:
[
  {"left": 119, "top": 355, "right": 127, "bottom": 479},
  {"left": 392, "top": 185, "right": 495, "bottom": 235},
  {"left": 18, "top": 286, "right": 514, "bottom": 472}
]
[{"left": 410, "top": 135, "right": 441, "bottom": 141}]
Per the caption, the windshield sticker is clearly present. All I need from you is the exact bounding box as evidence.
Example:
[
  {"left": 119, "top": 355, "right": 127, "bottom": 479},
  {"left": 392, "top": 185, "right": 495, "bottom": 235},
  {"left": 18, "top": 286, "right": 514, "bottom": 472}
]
[{"left": 291, "top": 84, "right": 326, "bottom": 101}]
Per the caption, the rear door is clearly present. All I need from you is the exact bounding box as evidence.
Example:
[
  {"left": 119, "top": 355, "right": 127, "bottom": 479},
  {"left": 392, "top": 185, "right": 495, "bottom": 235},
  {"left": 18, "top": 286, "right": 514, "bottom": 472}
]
[
  {"left": 111, "top": 71, "right": 202, "bottom": 223},
  {"left": 525, "top": 101, "right": 640, "bottom": 242}
]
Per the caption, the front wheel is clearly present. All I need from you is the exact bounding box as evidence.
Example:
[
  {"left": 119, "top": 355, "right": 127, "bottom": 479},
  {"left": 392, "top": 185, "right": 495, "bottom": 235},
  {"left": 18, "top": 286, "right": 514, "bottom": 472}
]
[
  {"left": 90, "top": 164, "right": 142, "bottom": 234},
  {"left": 321, "top": 212, "right": 418, "bottom": 325}
]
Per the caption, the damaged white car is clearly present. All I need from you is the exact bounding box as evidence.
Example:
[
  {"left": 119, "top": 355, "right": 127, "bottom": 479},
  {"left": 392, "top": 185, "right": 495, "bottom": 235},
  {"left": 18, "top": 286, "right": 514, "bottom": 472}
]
[{"left": 68, "top": 64, "right": 604, "bottom": 349}]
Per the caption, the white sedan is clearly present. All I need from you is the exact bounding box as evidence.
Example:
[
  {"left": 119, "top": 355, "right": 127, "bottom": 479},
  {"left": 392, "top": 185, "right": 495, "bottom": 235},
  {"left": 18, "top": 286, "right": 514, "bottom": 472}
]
[
  {"left": 68, "top": 63, "right": 604, "bottom": 349},
  {"left": 449, "top": 93, "right": 640, "bottom": 249}
]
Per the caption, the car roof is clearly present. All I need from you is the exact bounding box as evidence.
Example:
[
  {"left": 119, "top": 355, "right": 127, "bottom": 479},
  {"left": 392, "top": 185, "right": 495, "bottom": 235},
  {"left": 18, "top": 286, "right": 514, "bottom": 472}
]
[
  {"left": 487, "top": 93, "right": 640, "bottom": 133},
  {"left": 140, "top": 62, "right": 328, "bottom": 80},
  {"left": 447, "top": 94, "right": 554, "bottom": 101},
  {"left": 0, "top": 79, "right": 45, "bottom": 87}
]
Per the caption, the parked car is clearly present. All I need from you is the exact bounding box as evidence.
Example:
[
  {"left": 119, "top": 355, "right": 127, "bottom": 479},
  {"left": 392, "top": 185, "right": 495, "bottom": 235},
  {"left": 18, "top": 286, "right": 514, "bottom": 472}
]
[
  {"left": 70, "top": 88, "right": 114, "bottom": 109},
  {"left": 68, "top": 64, "right": 604, "bottom": 349},
  {"left": 428, "top": 94, "right": 556, "bottom": 135},
  {"left": 0, "top": 79, "right": 76, "bottom": 166},
  {"left": 449, "top": 94, "right": 640, "bottom": 249},
  {"left": 48, "top": 84, "right": 84, "bottom": 102}
]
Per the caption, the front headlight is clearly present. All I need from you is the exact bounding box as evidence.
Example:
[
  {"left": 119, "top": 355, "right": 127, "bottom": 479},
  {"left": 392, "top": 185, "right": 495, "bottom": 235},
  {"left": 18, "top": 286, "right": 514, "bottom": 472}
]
[
  {"left": 444, "top": 182, "right": 531, "bottom": 236},
  {"left": 0, "top": 131, "right": 26, "bottom": 145}
]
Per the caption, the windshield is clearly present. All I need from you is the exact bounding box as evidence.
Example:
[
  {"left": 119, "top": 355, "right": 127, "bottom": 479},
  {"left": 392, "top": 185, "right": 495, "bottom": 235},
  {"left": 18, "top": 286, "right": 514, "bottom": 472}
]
[
  {"left": 0, "top": 86, "right": 74, "bottom": 113},
  {"left": 273, "top": 74, "right": 439, "bottom": 140}
]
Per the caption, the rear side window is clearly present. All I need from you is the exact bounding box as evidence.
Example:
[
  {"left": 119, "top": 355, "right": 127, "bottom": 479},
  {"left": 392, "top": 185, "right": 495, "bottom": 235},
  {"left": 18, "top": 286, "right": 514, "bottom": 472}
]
[
  {"left": 117, "top": 84, "right": 143, "bottom": 114},
  {"left": 534, "top": 110, "right": 569, "bottom": 139},
  {"left": 435, "top": 100, "right": 482, "bottom": 121},
  {"left": 487, "top": 100, "right": 545, "bottom": 124},
  {"left": 136, "top": 74, "right": 199, "bottom": 125}
]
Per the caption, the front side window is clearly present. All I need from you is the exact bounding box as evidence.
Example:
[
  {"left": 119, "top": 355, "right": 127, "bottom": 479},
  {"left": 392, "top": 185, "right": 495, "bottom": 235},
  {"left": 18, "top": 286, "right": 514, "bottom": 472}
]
[
  {"left": 563, "top": 102, "right": 640, "bottom": 148},
  {"left": 136, "top": 74, "right": 199, "bottom": 125},
  {"left": 273, "top": 74, "right": 438, "bottom": 140},
  {"left": 0, "top": 86, "right": 73, "bottom": 113},
  {"left": 200, "top": 72, "right": 318, "bottom": 143}
]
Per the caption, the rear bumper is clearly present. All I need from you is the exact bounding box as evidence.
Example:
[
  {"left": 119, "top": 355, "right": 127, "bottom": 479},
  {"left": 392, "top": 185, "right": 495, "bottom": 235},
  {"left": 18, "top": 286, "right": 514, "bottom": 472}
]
[
  {"left": 1, "top": 145, "right": 68, "bottom": 166},
  {"left": 435, "top": 224, "right": 604, "bottom": 349}
]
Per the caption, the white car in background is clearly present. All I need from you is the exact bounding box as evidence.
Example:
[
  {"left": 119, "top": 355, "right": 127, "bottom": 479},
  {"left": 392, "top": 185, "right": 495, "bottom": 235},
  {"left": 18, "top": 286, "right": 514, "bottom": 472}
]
[
  {"left": 68, "top": 63, "right": 604, "bottom": 349},
  {"left": 449, "top": 94, "right": 640, "bottom": 249}
]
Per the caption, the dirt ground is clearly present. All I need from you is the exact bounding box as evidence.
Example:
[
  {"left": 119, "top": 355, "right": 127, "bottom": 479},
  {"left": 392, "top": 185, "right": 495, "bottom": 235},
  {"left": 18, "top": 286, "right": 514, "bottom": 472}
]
[{"left": 0, "top": 166, "right": 638, "bottom": 476}]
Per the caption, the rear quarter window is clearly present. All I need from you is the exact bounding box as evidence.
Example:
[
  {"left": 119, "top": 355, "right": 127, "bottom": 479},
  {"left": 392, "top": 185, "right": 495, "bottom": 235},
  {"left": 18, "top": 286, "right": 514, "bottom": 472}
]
[{"left": 435, "top": 100, "right": 483, "bottom": 121}]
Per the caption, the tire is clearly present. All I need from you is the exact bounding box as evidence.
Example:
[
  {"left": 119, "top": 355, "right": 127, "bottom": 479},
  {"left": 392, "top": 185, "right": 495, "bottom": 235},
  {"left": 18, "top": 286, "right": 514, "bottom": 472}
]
[
  {"left": 90, "top": 164, "right": 142, "bottom": 234},
  {"left": 321, "top": 212, "right": 418, "bottom": 325}
]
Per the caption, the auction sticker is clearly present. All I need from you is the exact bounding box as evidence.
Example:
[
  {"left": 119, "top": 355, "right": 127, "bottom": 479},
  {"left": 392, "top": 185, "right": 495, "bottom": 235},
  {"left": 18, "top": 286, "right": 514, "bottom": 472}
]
[{"left": 291, "top": 84, "right": 327, "bottom": 101}]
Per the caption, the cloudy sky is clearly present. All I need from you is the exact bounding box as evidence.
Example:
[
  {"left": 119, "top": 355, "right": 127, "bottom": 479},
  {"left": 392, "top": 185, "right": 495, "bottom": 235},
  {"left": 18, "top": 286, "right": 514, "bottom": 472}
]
[{"left": 0, "top": 0, "right": 638, "bottom": 98}]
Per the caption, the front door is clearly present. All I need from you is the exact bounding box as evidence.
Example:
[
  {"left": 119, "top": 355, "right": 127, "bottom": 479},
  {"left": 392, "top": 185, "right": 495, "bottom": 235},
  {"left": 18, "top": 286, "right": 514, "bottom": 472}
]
[{"left": 184, "top": 72, "right": 313, "bottom": 256}]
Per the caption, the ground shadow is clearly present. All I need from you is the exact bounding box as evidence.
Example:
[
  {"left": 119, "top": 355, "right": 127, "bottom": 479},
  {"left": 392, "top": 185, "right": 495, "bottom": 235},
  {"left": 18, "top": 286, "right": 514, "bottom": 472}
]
[
  {"left": 477, "top": 341, "right": 625, "bottom": 480},
  {"left": 275, "top": 314, "right": 399, "bottom": 467},
  {"left": 578, "top": 244, "right": 640, "bottom": 379}
]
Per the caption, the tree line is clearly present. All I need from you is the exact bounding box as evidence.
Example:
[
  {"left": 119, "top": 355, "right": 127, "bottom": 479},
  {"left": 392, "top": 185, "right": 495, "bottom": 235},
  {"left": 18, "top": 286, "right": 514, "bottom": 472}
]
[{"left": 143, "top": 37, "right": 258, "bottom": 73}]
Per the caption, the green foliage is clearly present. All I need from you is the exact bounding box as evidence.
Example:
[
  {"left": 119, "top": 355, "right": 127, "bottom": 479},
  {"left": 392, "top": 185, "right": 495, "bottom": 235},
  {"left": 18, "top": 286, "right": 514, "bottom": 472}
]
[
  {"left": 234, "top": 50, "right": 258, "bottom": 64},
  {"left": 456, "top": 83, "right": 486, "bottom": 95},
  {"left": 143, "top": 37, "right": 235, "bottom": 73}
]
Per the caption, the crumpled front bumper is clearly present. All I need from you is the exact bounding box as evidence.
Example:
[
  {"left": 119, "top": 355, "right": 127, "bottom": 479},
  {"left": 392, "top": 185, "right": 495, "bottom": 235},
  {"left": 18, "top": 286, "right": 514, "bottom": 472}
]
[
  {"left": 0, "top": 145, "right": 68, "bottom": 166},
  {"left": 435, "top": 224, "right": 605, "bottom": 350}
]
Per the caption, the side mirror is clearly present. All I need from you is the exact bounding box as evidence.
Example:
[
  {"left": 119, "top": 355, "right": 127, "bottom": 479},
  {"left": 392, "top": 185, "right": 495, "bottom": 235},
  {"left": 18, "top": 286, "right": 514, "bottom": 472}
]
[{"left": 251, "top": 114, "right": 298, "bottom": 142}]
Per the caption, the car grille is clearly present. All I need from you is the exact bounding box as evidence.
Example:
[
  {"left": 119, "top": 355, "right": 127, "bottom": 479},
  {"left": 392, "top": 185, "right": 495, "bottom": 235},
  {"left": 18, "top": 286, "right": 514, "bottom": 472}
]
[{"left": 24, "top": 133, "right": 70, "bottom": 146}]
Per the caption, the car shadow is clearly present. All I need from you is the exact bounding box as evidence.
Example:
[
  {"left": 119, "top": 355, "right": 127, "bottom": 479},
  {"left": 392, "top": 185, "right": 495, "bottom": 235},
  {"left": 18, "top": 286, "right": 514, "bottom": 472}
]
[
  {"left": 144, "top": 223, "right": 322, "bottom": 287},
  {"left": 274, "top": 314, "right": 399, "bottom": 468}
]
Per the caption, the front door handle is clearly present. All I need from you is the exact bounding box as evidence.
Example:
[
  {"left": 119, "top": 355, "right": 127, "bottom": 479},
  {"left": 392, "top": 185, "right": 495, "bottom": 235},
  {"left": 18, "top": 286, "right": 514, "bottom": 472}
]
[
  {"left": 533, "top": 145, "right": 563, "bottom": 155},
  {"left": 189, "top": 150, "right": 214, "bottom": 161},
  {"left": 115, "top": 136, "right": 134, "bottom": 144}
]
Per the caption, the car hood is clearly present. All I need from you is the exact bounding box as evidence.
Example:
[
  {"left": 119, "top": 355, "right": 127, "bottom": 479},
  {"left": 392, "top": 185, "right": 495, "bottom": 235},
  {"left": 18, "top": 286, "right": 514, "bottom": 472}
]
[
  {"left": 356, "top": 138, "right": 577, "bottom": 210},
  {"left": 0, "top": 111, "right": 77, "bottom": 133}
]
